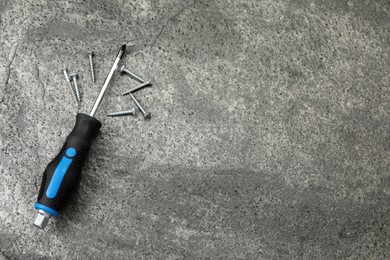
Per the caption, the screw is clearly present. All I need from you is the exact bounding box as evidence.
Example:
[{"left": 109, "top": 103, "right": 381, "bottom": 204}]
[
  {"left": 119, "top": 65, "right": 146, "bottom": 83},
  {"left": 88, "top": 50, "right": 96, "bottom": 83},
  {"left": 107, "top": 107, "right": 138, "bottom": 117},
  {"left": 129, "top": 93, "right": 151, "bottom": 119},
  {"left": 122, "top": 81, "right": 152, "bottom": 96},
  {"left": 69, "top": 72, "right": 81, "bottom": 103},
  {"left": 63, "top": 68, "right": 79, "bottom": 106}
]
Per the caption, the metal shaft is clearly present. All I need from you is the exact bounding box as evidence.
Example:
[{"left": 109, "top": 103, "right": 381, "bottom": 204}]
[
  {"left": 122, "top": 81, "right": 151, "bottom": 96},
  {"left": 63, "top": 69, "right": 79, "bottom": 106},
  {"left": 89, "top": 45, "right": 126, "bottom": 117}
]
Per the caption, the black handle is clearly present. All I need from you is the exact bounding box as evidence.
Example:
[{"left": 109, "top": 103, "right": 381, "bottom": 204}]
[{"left": 35, "top": 113, "right": 102, "bottom": 216}]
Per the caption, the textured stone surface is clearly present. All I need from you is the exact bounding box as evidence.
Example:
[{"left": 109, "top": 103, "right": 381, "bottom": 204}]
[{"left": 0, "top": 0, "right": 390, "bottom": 259}]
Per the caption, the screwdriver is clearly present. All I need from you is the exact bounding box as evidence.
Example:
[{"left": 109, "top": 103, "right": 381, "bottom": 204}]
[{"left": 33, "top": 44, "right": 126, "bottom": 229}]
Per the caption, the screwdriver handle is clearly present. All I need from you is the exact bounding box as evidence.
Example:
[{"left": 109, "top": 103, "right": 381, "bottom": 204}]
[{"left": 34, "top": 113, "right": 101, "bottom": 217}]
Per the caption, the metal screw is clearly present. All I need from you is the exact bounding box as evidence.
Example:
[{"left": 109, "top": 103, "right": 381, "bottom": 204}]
[
  {"left": 129, "top": 93, "right": 151, "bottom": 119},
  {"left": 69, "top": 72, "right": 81, "bottom": 103},
  {"left": 88, "top": 50, "right": 96, "bottom": 83},
  {"left": 107, "top": 107, "right": 138, "bottom": 117},
  {"left": 63, "top": 68, "right": 79, "bottom": 106},
  {"left": 122, "top": 81, "right": 152, "bottom": 96},
  {"left": 119, "top": 65, "right": 146, "bottom": 83}
]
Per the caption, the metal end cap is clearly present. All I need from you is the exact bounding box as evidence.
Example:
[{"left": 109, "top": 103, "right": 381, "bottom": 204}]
[{"left": 33, "top": 210, "right": 51, "bottom": 229}]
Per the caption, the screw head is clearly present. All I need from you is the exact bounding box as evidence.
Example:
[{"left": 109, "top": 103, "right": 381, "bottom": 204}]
[
  {"left": 87, "top": 50, "right": 95, "bottom": 56},
  {"left": 131, "top": 107, "right": 138, "bottom": 114},
  {"left": 119, "top": 65, "right": 127, "bottom": 75},
  {"left": 69, "top": 72, "right": 79, "bottom": 78},
  {"left": 143, "top": 112, "right": 151, "bottom": 119}
]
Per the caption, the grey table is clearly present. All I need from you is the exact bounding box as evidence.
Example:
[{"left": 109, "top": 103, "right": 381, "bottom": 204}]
[{"left": 0, "top": 0, "right": 389, "bottom": 259}]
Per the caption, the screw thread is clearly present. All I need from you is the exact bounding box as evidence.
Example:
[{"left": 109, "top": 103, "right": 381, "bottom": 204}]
[
  {"left": 72, "top": 77, "right": 81, "bottom": 103},
  {"left": 89, "top": 54, "right": 95, "bottom": 83},
  {"left": 63, "top": 69, "right": 79, "bottom": 106},
  {"left": 68, "top": 81, "right": 79, "bottom": 105},
  {"left": 107, "top": 108, "right": 136, "bottom": 117}
]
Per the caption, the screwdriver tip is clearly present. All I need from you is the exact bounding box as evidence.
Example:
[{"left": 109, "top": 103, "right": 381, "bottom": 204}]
[{"left": 118, "top": 44, "right": 126, "bottom": 59}]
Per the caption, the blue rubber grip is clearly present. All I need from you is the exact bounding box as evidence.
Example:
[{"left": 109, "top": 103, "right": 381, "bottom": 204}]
[
  {"left": 35, "top": 113, "right": 102, "bottom": 217},
  {"left": 46, "top": 148, "right": 77, "bottom": 199}
]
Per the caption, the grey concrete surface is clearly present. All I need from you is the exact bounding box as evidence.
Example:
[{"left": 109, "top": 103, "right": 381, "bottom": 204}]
[{"left": 0, "top": 0, "right": 389, "bottom": 259}]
